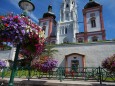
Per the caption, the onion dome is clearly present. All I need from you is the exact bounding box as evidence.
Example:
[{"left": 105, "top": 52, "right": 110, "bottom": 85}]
[
  {"left": 84, "top": 0, "right": 100, "bottom": 9},
  {"left": 43, "top": 5, "right": 56, "bottom": 19}
]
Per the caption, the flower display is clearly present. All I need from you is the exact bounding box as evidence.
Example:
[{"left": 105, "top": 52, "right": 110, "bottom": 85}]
[
  {"left": 32, "top": 56, "right": 57, "bottom": 72},
  {"left": 0, "top": 13, "right": 45, "bottom": 58},
  {"left": 22, "top": 16, "right": 45, "bottom": 57},
  {"left": 0, "top": 60, "right": 6, "bottom": 68},
  {"left": 0, "top": 14, "right": 27, "bottom": 43},
  {"left": 102, "top": 54, "right": 115, "bottom": 72}
]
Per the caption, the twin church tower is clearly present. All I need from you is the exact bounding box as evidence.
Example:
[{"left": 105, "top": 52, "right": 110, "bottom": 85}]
[{"left": 39, "top": 0, "right": 106, "bottom": 44}]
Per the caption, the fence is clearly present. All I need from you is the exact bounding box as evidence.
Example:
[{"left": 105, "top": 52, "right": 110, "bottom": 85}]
[{"left": 0, "top": 66, "right": 115, "bottom": 83}]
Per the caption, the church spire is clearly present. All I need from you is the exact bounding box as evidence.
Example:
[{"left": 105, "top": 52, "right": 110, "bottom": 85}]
[{"left": 48, "top": 5, "right": 52, "bottom": 12}]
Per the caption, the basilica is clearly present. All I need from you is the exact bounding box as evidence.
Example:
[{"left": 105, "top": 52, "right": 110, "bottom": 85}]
[
  {"left": 39, "top": 0, "right": 106, "bottom": 44},
  {"left": 38, "top": 0, "right": 115, "bottom": 68}
]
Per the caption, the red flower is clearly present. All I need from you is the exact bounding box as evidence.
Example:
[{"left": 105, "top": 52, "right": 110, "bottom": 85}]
[
  {"left": 4, "top": 23, "right": 9, "bottom": 27},
  {"left": 0, "top": 16, "right": 4, "bottom": 19},
  {"left": 14, "top": 16, "right": 18, "bottom": 19}
]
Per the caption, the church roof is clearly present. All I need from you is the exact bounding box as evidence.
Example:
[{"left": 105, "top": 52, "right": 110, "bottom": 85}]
[
  {"left": 84, "top": 0, "right": 101, "bottom": 9},
  {"left": 43, "top": 5, "right": 56, "bottom": 19}
]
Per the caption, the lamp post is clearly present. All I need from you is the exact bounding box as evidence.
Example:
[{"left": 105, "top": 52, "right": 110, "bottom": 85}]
[
  {"left": 8, "top": 0, "right": 35, "bottom": 86},
  {"left": 19, "top": 0, "right": 35, "bottom": 16}
]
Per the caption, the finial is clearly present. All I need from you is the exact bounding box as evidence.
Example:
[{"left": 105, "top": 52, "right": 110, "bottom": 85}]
[{"left": 48, "top": 5, "right": 52, "bottom": 12}]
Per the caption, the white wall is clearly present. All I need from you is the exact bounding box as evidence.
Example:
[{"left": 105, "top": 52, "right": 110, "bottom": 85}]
[
  {"left": 53, "top": 42, "right": 115, "bottom": 67},
  {"left": 86, "top": 11, "right": 101, "bottom": 32},
  {"left": 88, "top": 35, "right": 102, "bottom": 42},
  {"left": 40, "top": 21, "right": 49, "bottom": 38}
]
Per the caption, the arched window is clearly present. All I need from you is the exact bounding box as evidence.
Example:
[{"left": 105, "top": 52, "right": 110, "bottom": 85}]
[
  {"left": 42, "top": 26, "right": 46, "bottom": 32},
  {"left": 65, "top": 28, "right": 67, "bottom": 34},
  {"left": 90, "top": 17, "right": 96, "bottom": 28},
  {"left": 78, "top": 38, "right": 83, "bottom": 43},
  {"left": 66, "top": 13, "right": 69, "bottom": 20},
  {"left": 66, "top": 4, "right": 69, "bottom": 8},
  {"left": 63, "top": 37, "right": 68, "bottom": 43},
  {"left": 71, "top": 12, "right": 73, "bottom": 20},
  {"left": 92, "top": 36, "right": 98, "bottom": 42}
]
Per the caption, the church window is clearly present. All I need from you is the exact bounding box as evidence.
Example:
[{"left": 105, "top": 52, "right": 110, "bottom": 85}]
[
  {"left": 66, "top": 4, "right": 69, "bottom": 8},
  {"left": 90, "top": 17, "right": 96, "bottom": 28},
  {"left": 43, "top": 22, "right": 47, "bottom": 26},
  {"left": 92, "top": 36, "right": 98, "bottom": 42},
  {"left": 78, "top": 38, "right": 83, "bottom": 43},
  {"left": 61, "top": 11, "right": 64, "bottom": 21},
  {"left": 71, "top": 12, "right": 73, "bottom": 20},
  {"left": 60, "top": 29, "right": 62, "bottom": 35},
  {"left": 63, "top": 37, "right": 68, "bottom": 43},
  {"left": 72, "top": 1, "right": 74, "bottom": 4},
  {"left": 66, "top": 13, "right": 69, "bottom": 20},
  {"left": 90, "top": 13, "right": 95, "bottom": 17},
  {"left": 62, "top": 28, "right": 64, "bottom": 34},
  {"left": 42, "top": 26, "right": 46, "bottom": 34},
  {"left": 65, "top": 28, "right": 67, "bottom": 34}
]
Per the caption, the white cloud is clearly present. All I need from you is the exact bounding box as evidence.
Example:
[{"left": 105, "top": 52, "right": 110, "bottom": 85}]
[
  {"left": 10, "top": 0, "right": 20, "bottom": 9},
  {"left": 28, "top": 13, "right": 38, "bottom": 23}
]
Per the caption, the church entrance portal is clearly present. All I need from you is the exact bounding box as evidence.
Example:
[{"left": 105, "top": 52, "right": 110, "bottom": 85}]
[{"left": 65, "top": 53, "right": 85, "bottom": 72}]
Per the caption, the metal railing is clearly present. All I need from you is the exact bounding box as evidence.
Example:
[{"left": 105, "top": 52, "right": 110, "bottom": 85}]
[{"left": 0, "top": 66, "right": 115, "bottom": 83}]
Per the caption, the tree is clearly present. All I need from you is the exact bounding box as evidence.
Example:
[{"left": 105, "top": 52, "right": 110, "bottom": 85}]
[
  {"left": 102, "top": 54, "right": 115, "bottom": 73},
  {"left": 41, "top": 44, "right": 58, "bottom": 57},
  {"left": 31, "top": 44, "right": 58, "bottom": 72}
]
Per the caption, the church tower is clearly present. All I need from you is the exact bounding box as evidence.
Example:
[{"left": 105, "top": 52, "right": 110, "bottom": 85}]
[
  {"left": 76, "top": 0, "right": 106, "bottom": 43},
  {"left": 39, "top": 5, "right": 57, "bottom": 44},
  {"left": 57, "top": 0, "right": 79, "bottom": 44}
]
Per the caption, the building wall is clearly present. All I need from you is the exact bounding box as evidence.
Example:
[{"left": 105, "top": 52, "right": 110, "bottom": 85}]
[
  {"left": 57, "top": 22, "right": 73, "bottom": 43},
  {"left": 86, "top": 11, "right": 101, "bottom": 32},
  {"left": 0, "top": 50, "right": 12, "bottom": 67},
  {"left": 67, "top": 55, "right": 83, "bottom": 67},
  {"left": 57, "top": 0, "right": 79, "bottom": 44},
  {"left": 39, "top": 20, "right": 49, "bottom": 38},
  {"left": 88, "top": 35, "right": 102, "bottom": 42},
  {"left": 53, "top": 42, "right": 115, "bottom": 67},
  {"left": 0, "top": 50, "right": 11, "bottom": 60}
]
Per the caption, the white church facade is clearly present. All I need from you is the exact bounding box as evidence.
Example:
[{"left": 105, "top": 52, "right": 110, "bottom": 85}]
[
  {"left": 56, "top": 0, "right": 79, "bottom": 44},
  {"left": 38, "top": 0, "right": 115, "bottom": 68},
  {"left": 39, "top": 0, "right": 106, "bottom": 44}
]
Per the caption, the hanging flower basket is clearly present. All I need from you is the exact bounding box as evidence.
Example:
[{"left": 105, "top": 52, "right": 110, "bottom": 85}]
[{"left": 0, "top": 13, "right": 45, "bottom": 58}]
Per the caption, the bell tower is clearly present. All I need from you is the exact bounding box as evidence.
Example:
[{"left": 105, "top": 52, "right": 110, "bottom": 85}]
[
  {"left": 76, "top": 0, "right": 106, "bottom": 43},
  {"left": 39, "top": 5, "right": 57, "bottom": 44},
  {"left": 57, "top": 0, "right": 79, "bottom": 44}
]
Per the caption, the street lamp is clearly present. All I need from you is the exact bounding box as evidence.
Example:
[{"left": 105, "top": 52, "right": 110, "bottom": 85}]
[
  {"left": 19, "top": 0, "right": 35, "bottom": 16},
  {"left": 8, "top": 0, "right": 35, "bottom": 86}
]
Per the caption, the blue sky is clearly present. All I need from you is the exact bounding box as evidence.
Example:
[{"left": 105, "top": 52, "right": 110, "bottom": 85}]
[{"left": 0, "top": 0, "right": 115, "bottom": 40}]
